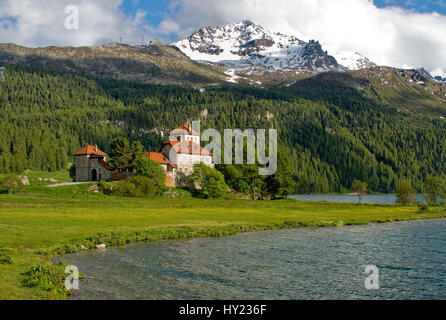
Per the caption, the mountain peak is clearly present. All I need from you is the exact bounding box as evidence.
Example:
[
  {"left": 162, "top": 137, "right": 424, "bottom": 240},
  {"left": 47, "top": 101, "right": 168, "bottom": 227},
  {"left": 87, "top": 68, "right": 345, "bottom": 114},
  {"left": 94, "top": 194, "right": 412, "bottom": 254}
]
[{"left": 172, "top": 21, "right": 344, "bottom": 73}]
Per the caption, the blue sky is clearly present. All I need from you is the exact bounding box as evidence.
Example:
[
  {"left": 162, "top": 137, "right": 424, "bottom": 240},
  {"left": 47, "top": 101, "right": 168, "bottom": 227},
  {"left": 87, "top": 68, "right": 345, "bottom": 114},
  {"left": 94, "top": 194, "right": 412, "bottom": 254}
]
[
  {"left": 119, "top": 0, "right": 446, "bottom": 34},
  {"left": 374, "top": 0, "right": 446, "bottom": 14},
  {"left": 119, "top": 0, "right": 170, "bottom": 28}
]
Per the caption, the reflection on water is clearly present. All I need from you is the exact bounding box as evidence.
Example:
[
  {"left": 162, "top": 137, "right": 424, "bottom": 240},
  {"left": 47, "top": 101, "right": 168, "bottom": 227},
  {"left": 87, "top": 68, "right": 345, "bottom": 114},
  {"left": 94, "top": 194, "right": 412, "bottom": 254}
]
[
  {"left": 289, "top": 194, "right": 427, "bottom": 204},
  {"left": 60, "top": 219, "right": 446, "bottom": 300}
]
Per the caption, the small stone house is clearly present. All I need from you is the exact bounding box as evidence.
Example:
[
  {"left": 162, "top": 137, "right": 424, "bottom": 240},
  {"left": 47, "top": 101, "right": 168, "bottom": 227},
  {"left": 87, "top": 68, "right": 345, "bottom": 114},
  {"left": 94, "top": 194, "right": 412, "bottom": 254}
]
[{"left": 74, "top": 145, "right": 114, "bottom": 182}]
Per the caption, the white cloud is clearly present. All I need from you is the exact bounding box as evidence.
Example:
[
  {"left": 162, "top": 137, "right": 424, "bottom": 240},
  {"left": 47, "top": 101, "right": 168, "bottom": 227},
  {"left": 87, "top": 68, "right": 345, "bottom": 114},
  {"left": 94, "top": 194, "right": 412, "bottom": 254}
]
[
  {"left": 0, "top": 0, "right": 153, "bottom": 47},
  {"left": 158, "top": 0, "right": 446, "bottom": 77}
]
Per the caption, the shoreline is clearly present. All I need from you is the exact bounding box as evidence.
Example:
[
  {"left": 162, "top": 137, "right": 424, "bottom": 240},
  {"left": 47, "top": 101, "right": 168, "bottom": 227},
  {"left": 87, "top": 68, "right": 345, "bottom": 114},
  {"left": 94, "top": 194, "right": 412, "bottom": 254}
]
[
  {"left": 2, "top": 194, "right": 446, "bottom": 300},
  {"left": 54, "top": 213, "right": 446, "bottom": 300},
  {"left": 61, "top": 217, "right": 446, "bottom": 301},
  {"left": 60, "top": 216, "right": 446, "bottom": 255}
]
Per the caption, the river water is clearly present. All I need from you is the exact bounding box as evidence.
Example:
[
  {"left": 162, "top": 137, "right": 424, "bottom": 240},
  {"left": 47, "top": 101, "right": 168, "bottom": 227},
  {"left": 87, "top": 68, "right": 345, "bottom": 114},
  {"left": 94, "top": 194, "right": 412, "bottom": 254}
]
[
  {"left": 61, "top": 219, "right": 446, "bottom": 300},
  {"left": 289, "top": 194, "right": 427, "bottom": 204}
]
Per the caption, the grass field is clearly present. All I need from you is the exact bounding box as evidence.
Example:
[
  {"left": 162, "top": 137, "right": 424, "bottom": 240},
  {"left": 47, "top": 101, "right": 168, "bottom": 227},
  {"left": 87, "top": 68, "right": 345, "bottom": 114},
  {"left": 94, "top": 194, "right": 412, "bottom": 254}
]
[{"left": 1, "top": 170, "right": 446, "bottom": 300}]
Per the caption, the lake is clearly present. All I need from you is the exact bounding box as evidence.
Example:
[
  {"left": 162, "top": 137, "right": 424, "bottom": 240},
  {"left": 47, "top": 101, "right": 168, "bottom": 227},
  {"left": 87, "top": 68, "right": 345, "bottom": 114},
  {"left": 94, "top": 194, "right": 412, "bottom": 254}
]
[
  {"left": 289, "top": 194, "right": 427, "bottom": 204},
  {"left": 60, "top": 219, "right": 446, "bottom": 300}
]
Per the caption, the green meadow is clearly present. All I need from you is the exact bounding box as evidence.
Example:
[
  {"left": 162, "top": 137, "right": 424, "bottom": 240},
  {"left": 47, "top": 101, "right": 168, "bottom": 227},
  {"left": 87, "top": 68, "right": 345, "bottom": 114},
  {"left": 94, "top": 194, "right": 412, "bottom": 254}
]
[{"left": 1, "top": 171, "right": 446, "bottom": 300}]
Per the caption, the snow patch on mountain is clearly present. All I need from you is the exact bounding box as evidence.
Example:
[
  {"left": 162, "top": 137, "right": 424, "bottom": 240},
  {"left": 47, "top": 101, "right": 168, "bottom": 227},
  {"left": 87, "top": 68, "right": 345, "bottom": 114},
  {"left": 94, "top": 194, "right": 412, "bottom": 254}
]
[
  {"left": 225, "top": 69, "right": 242, "bottom": 83},
  {"left": 333, "top": 51, "right": 377, "bottom": 70},
  {"left": 172, "top": 21, "right": 345, "bottom": 73}
]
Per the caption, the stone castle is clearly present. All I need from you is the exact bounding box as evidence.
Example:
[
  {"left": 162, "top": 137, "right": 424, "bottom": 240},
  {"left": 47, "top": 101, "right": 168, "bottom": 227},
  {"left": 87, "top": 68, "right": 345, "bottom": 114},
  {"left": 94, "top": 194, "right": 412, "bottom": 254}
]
[{"left": 74, "top": 124, "right": 213, "bottom": 187}]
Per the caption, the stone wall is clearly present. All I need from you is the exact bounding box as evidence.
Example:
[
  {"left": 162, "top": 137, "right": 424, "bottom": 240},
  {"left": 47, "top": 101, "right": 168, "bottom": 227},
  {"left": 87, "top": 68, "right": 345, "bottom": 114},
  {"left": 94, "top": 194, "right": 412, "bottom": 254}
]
[
  {"left": 75, "top": 155, "right": 113, "bottom": 182},
  {"left": 74, "top": 155, "right": 90, "bottom": 182}
]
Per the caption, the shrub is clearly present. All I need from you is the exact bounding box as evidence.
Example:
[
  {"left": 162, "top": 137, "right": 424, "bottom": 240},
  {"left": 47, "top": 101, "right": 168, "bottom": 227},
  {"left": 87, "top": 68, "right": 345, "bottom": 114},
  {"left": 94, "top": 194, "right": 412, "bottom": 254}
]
[
  {"left": 100, "top": 177, "right": 163, "bottom": 198},
  {"left": 114, "top": 180, "right": 139, "bottom": 197},
  {"left": 191, "top": 163, "right": 229, "bottom": 199},
  {"left": 0, "top": 250, "right": 13, "bottom": 264},
  {"left": 130, "top": 176, "right": 160, "bottom": 197},
  {"left": 417, "top": 202, "right": 429, "bottom": 212},
  {"left": 133, "top": 157, "right": 166, "bottom": 190},
  {"left": 236, "top": 180, "right": 251, "bottom": 194},
  {"left": 1, "top": 174, "right": 23, "bottom": 194},
  {"left": 21, "top": 262, "right": 67, "bottom": 295}
]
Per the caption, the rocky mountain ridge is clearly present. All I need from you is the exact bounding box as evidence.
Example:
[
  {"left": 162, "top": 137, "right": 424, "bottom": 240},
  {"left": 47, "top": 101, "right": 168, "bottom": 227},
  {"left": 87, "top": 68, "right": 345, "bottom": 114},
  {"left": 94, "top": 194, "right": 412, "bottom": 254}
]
[
  {"left": 0, "top": 42, "right": 226, "bottom": 86},
  {"left": 173, "top": 20, "right": 348, "bottom": 73}
]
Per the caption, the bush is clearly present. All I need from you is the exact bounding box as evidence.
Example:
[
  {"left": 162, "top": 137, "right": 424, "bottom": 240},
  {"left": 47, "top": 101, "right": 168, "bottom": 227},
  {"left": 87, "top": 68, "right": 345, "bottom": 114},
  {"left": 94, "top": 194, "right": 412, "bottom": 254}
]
[
  {"left": 0, "top": 250, "right": 13, "bottom": 264},
  {"left": 191, "top": 163, "right": 229, "bottom": 199},
  {"left": 133, "top": 157, "right": 166, "bottom": 190},
  {"left": 99, "top": 177, "right": 162, "bottom": 198},
  {"left": 21, "top": 262, "right": 67, "bottom": 296},
  {"left": 114, "top": 180, "right": 139, "bottom": 197},
  {"left": 417, "top": 202, "right": 429, "bottom": 212},
  {"left": 130, "top": 176, "right": 160, "bottom": 197},
  {"left": 0, "top": 174, "right": 23, "bottom": 194},
  {"left": 236, "top": 180, "right": 251, "bottom": 194}
]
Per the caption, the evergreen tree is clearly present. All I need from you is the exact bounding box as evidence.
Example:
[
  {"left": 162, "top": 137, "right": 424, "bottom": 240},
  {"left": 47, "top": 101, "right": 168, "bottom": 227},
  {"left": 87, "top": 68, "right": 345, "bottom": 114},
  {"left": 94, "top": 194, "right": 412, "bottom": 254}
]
[{"left": 108, "top": 137, "right": 131, "bottom": 171}]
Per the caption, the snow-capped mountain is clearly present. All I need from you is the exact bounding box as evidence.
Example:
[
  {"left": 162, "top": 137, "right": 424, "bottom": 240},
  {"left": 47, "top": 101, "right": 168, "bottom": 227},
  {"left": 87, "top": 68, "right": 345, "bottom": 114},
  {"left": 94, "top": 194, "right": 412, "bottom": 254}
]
[
  {"left": 172, "top": 20, "right": 346, "bottom": 73},
  {"left": 332, "top": 51, "right": 377, "bottom": 70}
]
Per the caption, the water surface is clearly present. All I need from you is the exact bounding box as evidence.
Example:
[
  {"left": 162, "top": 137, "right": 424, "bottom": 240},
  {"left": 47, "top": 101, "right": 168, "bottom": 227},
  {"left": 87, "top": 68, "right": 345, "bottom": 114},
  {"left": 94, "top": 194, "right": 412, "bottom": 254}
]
[
  {"left": 289, "top": 194, "right": 427, "bottom": 204},
  {"left": 61, "top": 219, "right": 446, "bottom": 300}
]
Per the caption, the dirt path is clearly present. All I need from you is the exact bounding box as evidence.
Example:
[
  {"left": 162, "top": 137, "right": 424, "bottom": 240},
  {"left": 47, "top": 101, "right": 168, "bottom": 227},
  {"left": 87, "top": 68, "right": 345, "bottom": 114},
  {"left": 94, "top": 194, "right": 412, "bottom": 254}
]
[{"left": 47, "top": 182, "right": 92, "bottom": 188}]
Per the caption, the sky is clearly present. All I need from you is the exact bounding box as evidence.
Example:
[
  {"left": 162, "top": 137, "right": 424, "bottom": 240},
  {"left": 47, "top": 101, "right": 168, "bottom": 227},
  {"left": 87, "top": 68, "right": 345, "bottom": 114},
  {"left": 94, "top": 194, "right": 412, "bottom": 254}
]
[{"left": 0, "top": 0, "right": 445, "bottom": 77}]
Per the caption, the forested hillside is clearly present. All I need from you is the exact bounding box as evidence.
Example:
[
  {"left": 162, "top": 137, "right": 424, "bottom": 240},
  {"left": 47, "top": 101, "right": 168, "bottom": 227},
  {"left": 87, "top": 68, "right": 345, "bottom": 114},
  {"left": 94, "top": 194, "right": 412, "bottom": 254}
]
[{"left": 1, "top": 66, "right": 446, "bottom": 193}]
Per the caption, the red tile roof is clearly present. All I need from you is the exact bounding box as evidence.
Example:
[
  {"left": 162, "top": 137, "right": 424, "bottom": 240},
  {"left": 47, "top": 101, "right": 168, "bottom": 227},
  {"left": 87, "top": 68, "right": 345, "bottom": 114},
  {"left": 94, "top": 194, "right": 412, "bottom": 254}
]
[
  {"left": 144, "top": 152, "right": 177, "bottom": 168},
  {"left": 74, "top": 145, "right": 107, "bottom": 157},
  {"left": 170, "top": 124, "right": 200, "bottom": 136},
  {"left": 164, "top": 140, "right": 212, "bottom": 156}
]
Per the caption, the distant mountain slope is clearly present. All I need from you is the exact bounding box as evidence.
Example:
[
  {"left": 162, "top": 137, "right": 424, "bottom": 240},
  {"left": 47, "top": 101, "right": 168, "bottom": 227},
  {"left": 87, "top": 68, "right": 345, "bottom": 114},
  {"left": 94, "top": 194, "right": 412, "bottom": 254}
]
[
  {"left": 285, "top": 67, "right": 446, "bottom": 117},
  {"left": 0, "top": 42, "right": 226, "bottom": 86},
  {"left": 352, "top": 67, "right": 446, "bottom": 116}
]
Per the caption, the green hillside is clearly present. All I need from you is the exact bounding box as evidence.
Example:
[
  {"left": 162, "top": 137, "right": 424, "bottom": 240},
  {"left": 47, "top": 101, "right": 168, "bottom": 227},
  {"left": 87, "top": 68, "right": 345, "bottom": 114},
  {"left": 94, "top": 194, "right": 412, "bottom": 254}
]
[{"left": 1, "top": 66, "right": 446, "bottom": 193}]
